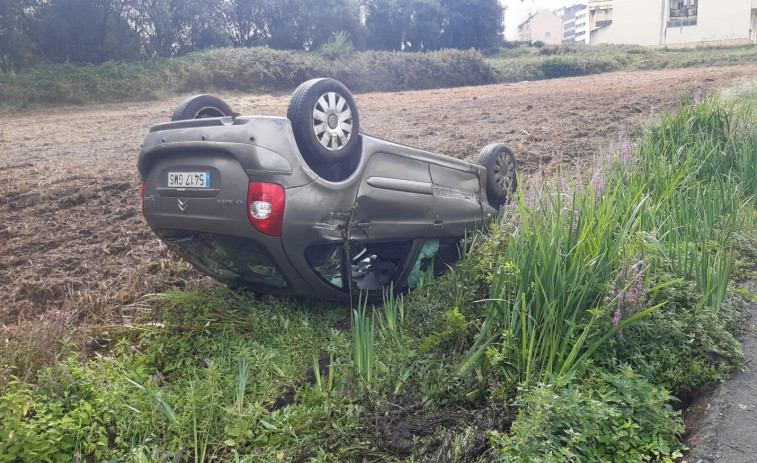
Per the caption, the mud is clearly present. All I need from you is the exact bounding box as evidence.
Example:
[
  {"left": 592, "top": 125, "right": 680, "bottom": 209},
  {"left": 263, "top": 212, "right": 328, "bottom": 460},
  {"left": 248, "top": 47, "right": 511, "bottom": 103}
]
[{"left": 2, "top": 65, "right": 756, "bottom": 325}]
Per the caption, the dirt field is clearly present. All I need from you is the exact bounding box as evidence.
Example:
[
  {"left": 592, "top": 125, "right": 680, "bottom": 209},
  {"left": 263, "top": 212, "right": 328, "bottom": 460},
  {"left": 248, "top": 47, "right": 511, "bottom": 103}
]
[{"left": 2, "top": 65, "right": 756, "bottom": 325}]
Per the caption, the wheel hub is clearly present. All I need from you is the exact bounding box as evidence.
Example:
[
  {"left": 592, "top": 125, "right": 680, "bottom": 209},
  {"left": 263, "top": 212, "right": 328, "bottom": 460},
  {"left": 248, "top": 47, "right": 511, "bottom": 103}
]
[{"left": 327, "top": 113, "right": 339, "bottom": 129}]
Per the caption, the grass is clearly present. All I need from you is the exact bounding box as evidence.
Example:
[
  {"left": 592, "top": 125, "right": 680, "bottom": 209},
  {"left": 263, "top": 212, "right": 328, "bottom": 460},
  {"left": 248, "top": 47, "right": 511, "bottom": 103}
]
[
  {"left": 0, "top": 47, "right": 493, "bottom": 108},
  {"left": 1, "top": 81, "right": 757, "bottom": 461},
  {"left": 2, "top": 43, "right": 757, "bottom": 109},
  {"left": 487, "top": 43, "right": 757, "bottom": 82}
]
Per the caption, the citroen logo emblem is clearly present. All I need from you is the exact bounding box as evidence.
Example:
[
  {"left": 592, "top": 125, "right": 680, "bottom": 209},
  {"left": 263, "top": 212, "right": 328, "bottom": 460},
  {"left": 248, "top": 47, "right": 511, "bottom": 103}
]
[{"left": 177, "top": 198, "right": 189, "bottom": 213}]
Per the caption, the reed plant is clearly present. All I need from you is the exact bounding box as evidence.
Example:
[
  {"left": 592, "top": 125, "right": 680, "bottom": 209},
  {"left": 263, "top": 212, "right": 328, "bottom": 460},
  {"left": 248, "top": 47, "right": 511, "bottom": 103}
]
[
  {"left": 351, "top": 295, "right": 375, "bottom": 385},
  {"left": 462, "top": 93, "right": 757, "bottom": 390}
]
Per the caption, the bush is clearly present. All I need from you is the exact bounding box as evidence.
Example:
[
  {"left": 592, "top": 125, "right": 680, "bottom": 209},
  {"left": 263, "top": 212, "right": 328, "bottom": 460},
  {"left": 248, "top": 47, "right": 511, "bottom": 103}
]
[
  {"left": 598, "top": 280, "right": 745, "bottom": 395},
  {"left": 318, "top": 31, "right": 355, "bottom": 60},
  {"left": 487, "top": 44, "right": 757, "bottom": 83},
  {"left": 490, "top": 368, "right": 685, "bottom": 462},
  {"left": 539, "top": 57, "right": 583, "bottom": 78},
  {"left": 0, "top": 47, "right": 494, "bottom": 108}
]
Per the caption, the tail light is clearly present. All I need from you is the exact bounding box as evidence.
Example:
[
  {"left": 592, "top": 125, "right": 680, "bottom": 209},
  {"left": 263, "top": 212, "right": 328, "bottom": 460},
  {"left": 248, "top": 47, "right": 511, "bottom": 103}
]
[
  {"left": 247, "top": 182, "right": 285, "bottom": 236},
  {"left": 140, "top": 181, "right": 146, "bottom": 217}
]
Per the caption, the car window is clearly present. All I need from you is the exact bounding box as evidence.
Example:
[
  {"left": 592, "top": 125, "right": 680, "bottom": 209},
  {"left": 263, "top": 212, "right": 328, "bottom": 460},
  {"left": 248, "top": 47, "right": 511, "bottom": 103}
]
[
  {"left": 349, "top": 241, "right": 412, "bottom": 292},
  {"left": 306, "top": 240, "right": 414, "bottom": 292},
  {"left": 159, "top": 231, "right": 288, "bottom": 289},
  {"left": 306, "top": 243, "right": 345, "bottom": 289}
]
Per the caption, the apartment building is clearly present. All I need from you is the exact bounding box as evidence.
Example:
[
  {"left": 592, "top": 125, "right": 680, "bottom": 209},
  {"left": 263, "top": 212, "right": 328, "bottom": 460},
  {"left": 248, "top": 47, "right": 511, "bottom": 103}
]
[
  {"left": 518, "top": 9, "right": 564, "bottom": 44},
  {"left": 558, "top": 4, "right": 590, "bottom": 43},
  {"left": 592, "top": 0, "right": 757, "bottom": 47},
  {"left": 588, "top": 0, "right": 614, "bottom": 33}
]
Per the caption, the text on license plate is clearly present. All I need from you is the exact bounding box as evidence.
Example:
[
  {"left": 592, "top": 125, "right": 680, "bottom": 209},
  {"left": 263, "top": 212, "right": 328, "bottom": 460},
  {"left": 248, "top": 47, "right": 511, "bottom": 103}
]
[{"left": 168, "top": 172, "right": 210, "bottom": 188}]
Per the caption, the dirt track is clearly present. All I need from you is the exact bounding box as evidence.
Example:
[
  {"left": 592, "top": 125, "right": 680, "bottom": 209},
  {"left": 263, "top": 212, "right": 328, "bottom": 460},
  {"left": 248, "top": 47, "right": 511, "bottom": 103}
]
[{"left": 2, "top": 65, "right": 757, "bottom": 325}]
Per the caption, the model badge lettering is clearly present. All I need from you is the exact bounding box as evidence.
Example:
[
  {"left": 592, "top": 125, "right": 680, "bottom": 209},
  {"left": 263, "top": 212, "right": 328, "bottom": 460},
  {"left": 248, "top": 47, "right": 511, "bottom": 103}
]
[{"left": 217, "top": 199, "right": 244, "bottom": 206}]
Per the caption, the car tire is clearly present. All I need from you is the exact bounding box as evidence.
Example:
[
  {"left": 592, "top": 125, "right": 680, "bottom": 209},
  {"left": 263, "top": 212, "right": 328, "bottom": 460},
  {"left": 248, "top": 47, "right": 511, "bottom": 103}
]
[
  {"left": 287, "top": 78, "right": 360, "bottom": 165},
  {"left": 476, "top": 143, "right": 517, "bottom": 209},
  {"left": 171, "top": 95, "right": 234, "bottom": 121}
]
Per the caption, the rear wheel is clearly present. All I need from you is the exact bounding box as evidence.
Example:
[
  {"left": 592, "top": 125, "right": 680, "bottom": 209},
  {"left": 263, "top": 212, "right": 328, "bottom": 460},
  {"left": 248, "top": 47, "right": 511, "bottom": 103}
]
[
  {"left": 172, "top": 95, "right": 234, "bottom": 121},
  {"left": 287, "top": 78, "right": 360, "bottom": 166},
  {"left": 476, "top": 143, "right": 517, "bottom": 209}
]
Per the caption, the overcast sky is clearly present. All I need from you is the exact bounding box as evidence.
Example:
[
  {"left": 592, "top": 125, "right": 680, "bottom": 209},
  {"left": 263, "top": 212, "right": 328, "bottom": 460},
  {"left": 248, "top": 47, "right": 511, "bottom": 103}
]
[{"left": 501, "top": 0, "right": 577, "bottom": 40}]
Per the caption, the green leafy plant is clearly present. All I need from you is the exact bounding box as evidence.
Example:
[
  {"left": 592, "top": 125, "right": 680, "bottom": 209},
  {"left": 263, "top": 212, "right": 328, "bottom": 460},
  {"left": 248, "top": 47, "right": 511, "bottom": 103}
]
[
  {"left": 317, "top": 31, "right": 355, "bottom": 59},
  {"left": 490, "top": 368, "right": 685, "bottom": 462},
  {"left": 351, "top": 296, "right": 375, "bottom": 385}
]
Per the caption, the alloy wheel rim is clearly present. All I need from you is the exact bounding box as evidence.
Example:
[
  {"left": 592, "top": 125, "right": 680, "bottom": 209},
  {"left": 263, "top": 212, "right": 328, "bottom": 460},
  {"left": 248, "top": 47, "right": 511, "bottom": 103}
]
[{"left": 312, "top": 92, "right": 353, "bottom": 151}]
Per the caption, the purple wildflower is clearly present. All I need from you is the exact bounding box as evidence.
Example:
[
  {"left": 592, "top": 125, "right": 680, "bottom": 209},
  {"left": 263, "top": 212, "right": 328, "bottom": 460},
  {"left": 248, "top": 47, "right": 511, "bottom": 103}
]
[
  {"left": 618, "top": 141, "right": 633, "bottom": 167},
  {"left": 592, "top": 170, "right": 608, "bottom": 198},
  {"left": 608, "top": 257, "right": 650, "bottom": 337}
]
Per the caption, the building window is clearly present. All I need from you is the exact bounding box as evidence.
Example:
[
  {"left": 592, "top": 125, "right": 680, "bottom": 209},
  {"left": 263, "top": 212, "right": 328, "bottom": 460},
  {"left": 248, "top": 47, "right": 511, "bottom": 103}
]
[
  {"left": 670, "top": 0, "right": 697, "bottom": 20},
  {"left": 545, "top": 32, "right": 551, "bottom": 38},
  {"left": 596, "top": 20, "right": 612, "bottom": 28},
  {"left": 668, "top": 0, "right": 697, "bottom": 26}
]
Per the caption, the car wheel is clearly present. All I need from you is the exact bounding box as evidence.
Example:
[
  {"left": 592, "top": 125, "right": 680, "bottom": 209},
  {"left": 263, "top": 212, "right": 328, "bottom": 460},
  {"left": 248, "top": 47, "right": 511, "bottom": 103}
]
[
  {"left": 287, "top": 78, "right": 360, "bottom": 164},
  {"left": 476, "top": 143, "right": 517, "bottom": 209},
  {"left": 171, "top": 95, "right": 234, "bottom": 121}
]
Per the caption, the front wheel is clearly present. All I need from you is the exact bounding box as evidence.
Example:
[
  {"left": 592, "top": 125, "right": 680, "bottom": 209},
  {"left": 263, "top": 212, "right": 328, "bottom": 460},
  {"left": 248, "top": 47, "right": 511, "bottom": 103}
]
[{"left": 476, "top": 143, "right": 517, "bottom": 209}]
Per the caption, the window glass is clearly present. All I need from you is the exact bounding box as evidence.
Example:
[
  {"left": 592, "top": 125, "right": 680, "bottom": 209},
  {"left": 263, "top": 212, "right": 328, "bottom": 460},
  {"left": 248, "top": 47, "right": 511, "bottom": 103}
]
[
  {"left": 158, "top": 231, "right": 288, "bottom": 288},
  {"left": 306, "top": 243, "right": 345, "bottom": 289},
  {"left": 306, "top": 240, "right": 414, "bottom": 292},
  {"left": 349, "top": 241, "right": 411, "bottom": 292}
]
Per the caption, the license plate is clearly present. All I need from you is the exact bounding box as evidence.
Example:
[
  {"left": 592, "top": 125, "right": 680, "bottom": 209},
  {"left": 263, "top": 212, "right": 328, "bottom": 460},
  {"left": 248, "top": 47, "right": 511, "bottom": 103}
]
[{"left": 168, "top": 172, "right": 210, "bottom": 188}]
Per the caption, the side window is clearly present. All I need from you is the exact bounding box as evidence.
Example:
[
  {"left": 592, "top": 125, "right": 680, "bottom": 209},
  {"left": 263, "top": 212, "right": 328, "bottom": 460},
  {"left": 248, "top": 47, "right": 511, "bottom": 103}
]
[
  {"left": 306, "top": 240, "right": 414, "bottom": 292},
  {"left": 306, "top": 239, "right": 462, "bottom": 292},
  {"left": 306, "top": 243, "right": 345, "bottom": 289},
  {"left": 349, "top": 241, "right": 412, "bottom": 292}
]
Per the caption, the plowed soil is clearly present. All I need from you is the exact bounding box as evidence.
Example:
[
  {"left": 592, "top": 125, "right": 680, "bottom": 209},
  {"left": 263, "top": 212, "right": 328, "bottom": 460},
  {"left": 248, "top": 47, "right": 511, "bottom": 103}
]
[{"left": 2, "top": 65, "right": 756, "bottom": 325}]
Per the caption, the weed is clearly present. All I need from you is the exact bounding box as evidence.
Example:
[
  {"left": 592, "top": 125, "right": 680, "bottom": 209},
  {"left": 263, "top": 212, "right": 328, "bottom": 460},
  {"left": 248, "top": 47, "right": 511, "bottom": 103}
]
[
  {"left": 351, "top": 295, "right": 375, "bottom": 385},
  {"left": 490, "top": 368, "right": 685, "bottom": 462}
]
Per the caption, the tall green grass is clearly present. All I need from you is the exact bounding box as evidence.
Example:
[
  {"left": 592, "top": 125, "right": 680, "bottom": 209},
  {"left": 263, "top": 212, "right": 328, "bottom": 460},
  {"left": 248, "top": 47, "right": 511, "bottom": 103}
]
[{"left": 461, "top": 92, "right": 757, "bottom": 388}]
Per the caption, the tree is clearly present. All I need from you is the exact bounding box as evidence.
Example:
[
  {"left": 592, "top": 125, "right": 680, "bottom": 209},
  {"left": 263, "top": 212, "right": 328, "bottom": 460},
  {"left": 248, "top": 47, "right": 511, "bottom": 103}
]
[
  {"left": 123, "top": 0, "right": 228, "bottom": 57},
  {"left": 268, "top": 0, "right": 361, "bottom": 51},
  {"left": 404, "top": 0, "right": 444, "bottom": 51},
  {"left": 0, "top": 0, "right": 39, "bottom": 72},
  {"left": 33, "top": 0, "right": 142, "bottom": 64},
  {"left": 362, "top": 0, "right": 503, "bottom": 51},
  {"left": 363, "top": 0, "right": 412, "bottom": 51},
  {"left": 439, "top": 0, "right": 502, "bottom": 50},
  {"left": 216, "top": 0, "right": 273, "bottom": 47}
]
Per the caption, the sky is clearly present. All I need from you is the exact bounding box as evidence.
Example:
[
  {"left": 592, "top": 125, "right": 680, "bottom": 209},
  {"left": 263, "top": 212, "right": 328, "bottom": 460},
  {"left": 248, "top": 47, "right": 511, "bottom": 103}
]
[{"left": 500, "top": 0, "right": 577, "bottom": 40}]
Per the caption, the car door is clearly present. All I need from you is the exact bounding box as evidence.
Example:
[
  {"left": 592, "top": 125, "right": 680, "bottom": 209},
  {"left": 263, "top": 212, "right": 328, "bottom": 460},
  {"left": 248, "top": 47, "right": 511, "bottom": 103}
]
[{"left": 352, "top": 152, "right": 435, "bottom": 240}]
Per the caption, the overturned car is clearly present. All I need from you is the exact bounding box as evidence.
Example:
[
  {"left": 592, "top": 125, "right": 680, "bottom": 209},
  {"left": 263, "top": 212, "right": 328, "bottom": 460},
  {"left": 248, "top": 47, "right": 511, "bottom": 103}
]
[{"left": 138, "top": 78, "right": 516, "bottom": 302}]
